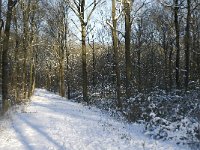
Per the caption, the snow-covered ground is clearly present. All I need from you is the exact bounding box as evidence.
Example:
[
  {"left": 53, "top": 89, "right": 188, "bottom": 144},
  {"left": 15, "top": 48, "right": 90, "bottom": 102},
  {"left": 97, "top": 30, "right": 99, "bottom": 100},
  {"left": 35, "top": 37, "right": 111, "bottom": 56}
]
[{"left": 0, "top": 89, "right": 189, "bottom": 150}]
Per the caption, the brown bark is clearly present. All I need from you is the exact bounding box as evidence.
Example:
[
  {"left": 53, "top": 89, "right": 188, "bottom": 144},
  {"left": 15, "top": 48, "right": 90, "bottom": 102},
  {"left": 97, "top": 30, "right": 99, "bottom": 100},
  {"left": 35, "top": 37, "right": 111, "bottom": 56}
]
[
  {"left": 0, "top": 0, "right": 2, "bottom": 73},
  {"left": 59, "top": 52, "right": 65, "bottom": 97},
  {"left": 2, "top": 0, "right": 16, "bottom": 111},
  {"left": 81, "top": 23, "right": 88, "bottom": 102},
  {"left": 124, "top": 0, "right": 131, "bottom": 98},
  {"left": 13, "top": 8, "right": 20, "bottom": 103},
  {"left": 112, "top": 0, "right": 122, "bottom": 108},
  {"left": 66, "top": 50, "right": 70, "bottom": 99},
  {"left": 22, "top": 0, "right": 31, "bottom": 99},
  {"left": 69, "top": 0, "right": 100, "bottom": 102},
  {"left": 80, "top": 0, "right": 88, "bottom": 102}
]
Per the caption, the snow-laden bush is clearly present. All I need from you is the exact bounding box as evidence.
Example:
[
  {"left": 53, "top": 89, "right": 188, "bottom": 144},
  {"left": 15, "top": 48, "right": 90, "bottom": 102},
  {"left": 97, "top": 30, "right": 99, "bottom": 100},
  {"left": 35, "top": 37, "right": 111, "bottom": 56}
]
[
  {"left": 122, "top": 89, "right": 200, "bottom": 146},
  {"left": 79, "top": 85, "right": 200, "bottom": 147}
]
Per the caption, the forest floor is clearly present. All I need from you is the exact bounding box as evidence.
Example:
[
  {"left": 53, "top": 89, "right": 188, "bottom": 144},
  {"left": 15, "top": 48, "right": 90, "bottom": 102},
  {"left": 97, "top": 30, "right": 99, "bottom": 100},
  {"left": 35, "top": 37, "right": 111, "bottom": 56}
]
[{"left": 0, "top": 89, "right": 189, "bottom": 150}]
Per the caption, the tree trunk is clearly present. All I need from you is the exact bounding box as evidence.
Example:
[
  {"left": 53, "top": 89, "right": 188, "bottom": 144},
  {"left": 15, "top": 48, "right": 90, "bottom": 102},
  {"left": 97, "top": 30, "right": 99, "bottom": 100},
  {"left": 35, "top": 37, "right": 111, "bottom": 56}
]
[
  {"left": 31, "top": 58, "right": 36, "bottom": 95},
  {"left": 0, "top": 0, "right": 2, "bottom": 90},
  {"left": 137, "top": 19, "right": 142, "bottom": 92},
  {"left": 112, "top": 0, "right": 122, "bottom": 108},
  {"left": 124, "top": 0, "right": 131, "bottom": 98},
  {"left": 13, "top": 8, "right": 20, "bottom": 103},
  {"left": 0, "top": 0, "right": 2, "bottom": 37},
  {"left": 92, "top": 36, "right": 96, "bottom": 88},
  {"left": 174, "top": 0, "right": 180, "bottom": 89},
  {"left": 169, "top": 40, "right": 173, "bottom": 90},
  {"left": 163, "top": 32, "right": 168, "bottom": 91},
  {"left": 59, "top": 54, "right": 65, "bottom": 97},
  {"left": 184, "top": 0, "right": 191, "bottom": 90},
  {"left": 79, "top": 0, "right": 88, "bottom": 102},
  {"left": 81, "top": 23, "right": 88, "bottom": 102},
  {"left": 66, "top": 51, "right": 70, "bottom": 99},
  {"left": 0, "top": 0, "right": 2, "bottom": 72},
  {"left": 22, "top": 1, "right": 31, "bottom": 99},
  {"left": 2, "top": 0, "right": 14, "bottom": 111}
]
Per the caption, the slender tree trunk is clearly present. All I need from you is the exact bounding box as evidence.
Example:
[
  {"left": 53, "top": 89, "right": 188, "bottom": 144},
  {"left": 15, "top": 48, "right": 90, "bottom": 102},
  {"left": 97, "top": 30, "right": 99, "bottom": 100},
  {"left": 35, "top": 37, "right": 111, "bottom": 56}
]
[
  {"left": 88, "top": 35, "right": 96, "bottom": 89},
  {"left": 69, "top": 0, "right": 99, "bottom": 102},
  {"left": 0, "top": 0, "right": 2, "bottom": 73},
  {"left": 184, "top": 0, "right": 191, "bottom": 90},
  {"left": 29, "top": 59, "right": 33, "bottom": 97},
  {"left": 0, "top": 0, "right": 2, "bottom": 106},
  {"left": 22, "top": 42, "right": 28, "bottom": 98},
  {"left": 13, "top": 8, "right": 20, "bottom": 103},
  {"left": 65, "top": 8, "right": 70, "bottom": 99},
  {"left": 59, "top": 53, "right": 65, "bottom": 97},
  {"left": 14, "top": 40, "right": 20, "bottom": 102},
  {"left": 124, "top": 0, "right": 131, "bottom": 98},
  {"left": 0, "top": 0, "right": 2, "bottom": 38},
  {"left": 163, "top": 32, "right": 168, "bottom": 91},
  {"left": 78, "top": 0, "right": 88, "bottom": 102},
  {"left": 137, "top": 19, "right": 142, "bottom": 92},
  {"left": 28, "top": 52, "right": 36, "bottom": 98},
  {"left": 81, "top": 23, "right": 88, "bottom": 102},
  {"left": 112, "top": 0, "right": 122, "bottom": 108},
  {"left": 30, "top": 55, "right": 36, "bottom": 96},
  {"left": 92, "top": 36, "right": 96, "bottom": 88},
  {"left": 22, "top": 1, "right": 31, "bottom": 99},
  {"left": 137, "top": 49, "right": 141, "bottom": 91},
  {"left": 191, "top": 20, "right": 196, "bottom": 80},
  {"left": 66, "top": 51, "right": 70, "bottom": 99},
  {"left": 0, "top": 0, "right": 2, "bottom": 60},
  {"left": 197, "top": 22, "right": 200, "bottom": 80},
  {"left": 28, "top": 31, "right": 34, "bottom": 97},
  {"left": 174, "top": 0, "right": 180, "bottom": 89},
  {"left": 2, "top": 0, "right": 15, "bottom": 111},
  {"left": 169, "top": 40, "right": 173, "bottom": 90}
]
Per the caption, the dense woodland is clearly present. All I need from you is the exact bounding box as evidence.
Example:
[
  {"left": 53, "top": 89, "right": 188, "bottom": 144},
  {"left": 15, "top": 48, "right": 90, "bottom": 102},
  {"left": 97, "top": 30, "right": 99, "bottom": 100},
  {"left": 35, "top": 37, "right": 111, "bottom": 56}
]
[{"left": 0, "top": 0, "right": 200, "bottom": 147}]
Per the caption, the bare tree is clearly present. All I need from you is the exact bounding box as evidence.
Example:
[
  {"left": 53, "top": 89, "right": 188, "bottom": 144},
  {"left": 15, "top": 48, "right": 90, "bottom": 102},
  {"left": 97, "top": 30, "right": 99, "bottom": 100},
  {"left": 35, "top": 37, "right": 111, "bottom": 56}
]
[
  {"left": 174, "top": 0, "right": 181, "bottom": 89},
  {"left": 58, "top": 1, "right": 68, "bottom": 97},
  {"left": 123, "top": 0, "right": 132, "bottom": 98},
  {"left": 184, "top": 0, "right": 191, "bottom": 90},
  {"left": 0, "top": 0, "right": 3, "bottom": 47},
  {"left": 20, "top": 0, "right": 31, "bottom": 99},
  {"left": 68, "top": 0, "right": 102, "bottom": 102},
  {"left": 0, "top": 0, "right": 3, "bottom": 99},
  {"left": 107, "top": 0, "right": 122, "bottom": 108},
  {"left": 2, "top": 0, "right": 17, "bottom": 111}
]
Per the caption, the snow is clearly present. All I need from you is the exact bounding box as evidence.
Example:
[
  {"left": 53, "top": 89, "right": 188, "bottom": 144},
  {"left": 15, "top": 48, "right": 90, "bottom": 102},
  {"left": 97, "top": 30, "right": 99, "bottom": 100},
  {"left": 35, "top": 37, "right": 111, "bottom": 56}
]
[{"left": 0, "top": 89, "right": 189, "bottom": 150}]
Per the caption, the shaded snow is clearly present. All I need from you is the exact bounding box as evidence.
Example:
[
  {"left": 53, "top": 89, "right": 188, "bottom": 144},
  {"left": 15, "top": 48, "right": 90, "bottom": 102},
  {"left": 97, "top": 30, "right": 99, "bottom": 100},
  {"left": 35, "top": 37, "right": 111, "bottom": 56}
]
[{"left": 0, "top": 89, "right": 189, "bottom": 150}]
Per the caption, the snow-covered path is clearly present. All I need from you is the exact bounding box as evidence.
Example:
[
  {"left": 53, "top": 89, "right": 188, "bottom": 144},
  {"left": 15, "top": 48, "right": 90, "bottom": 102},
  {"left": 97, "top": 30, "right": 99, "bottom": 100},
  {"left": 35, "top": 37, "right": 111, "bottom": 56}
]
[{"left": 0, "top": 89, "right": 188, "bottom": 150}]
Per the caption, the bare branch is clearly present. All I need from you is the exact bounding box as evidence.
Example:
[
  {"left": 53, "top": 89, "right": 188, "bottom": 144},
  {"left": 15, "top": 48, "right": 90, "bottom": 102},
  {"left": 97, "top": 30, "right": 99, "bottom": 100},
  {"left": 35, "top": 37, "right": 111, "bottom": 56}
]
[
  {"left": 106, "top": 19, "right": 113, "bottom": 30},
  {"left": 71, "top": 19, "right": 81, "bottom": 32},
  {"left": 86, "top": 0, "right": 102, "bottom": 22},
  {"left": 86, "top": 23, "right": 96, "bottom": 36}
]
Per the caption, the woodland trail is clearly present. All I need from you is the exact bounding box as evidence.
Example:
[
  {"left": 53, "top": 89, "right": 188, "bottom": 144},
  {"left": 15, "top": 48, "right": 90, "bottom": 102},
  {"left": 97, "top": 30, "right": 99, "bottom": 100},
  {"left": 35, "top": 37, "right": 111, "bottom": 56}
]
[{"left": 0, "top": 89, "right": 187, "bottom": 150}]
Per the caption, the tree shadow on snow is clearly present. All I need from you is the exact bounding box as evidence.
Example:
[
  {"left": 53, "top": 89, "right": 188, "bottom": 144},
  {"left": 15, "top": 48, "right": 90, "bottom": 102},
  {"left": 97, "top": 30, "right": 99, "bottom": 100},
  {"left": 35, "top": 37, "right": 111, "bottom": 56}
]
[
  {"left": 13, "top": 113, "right": 66, "bottom": 150},
  {"left": 31, "top": 101, "right": 104, "bottom": 124}
]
